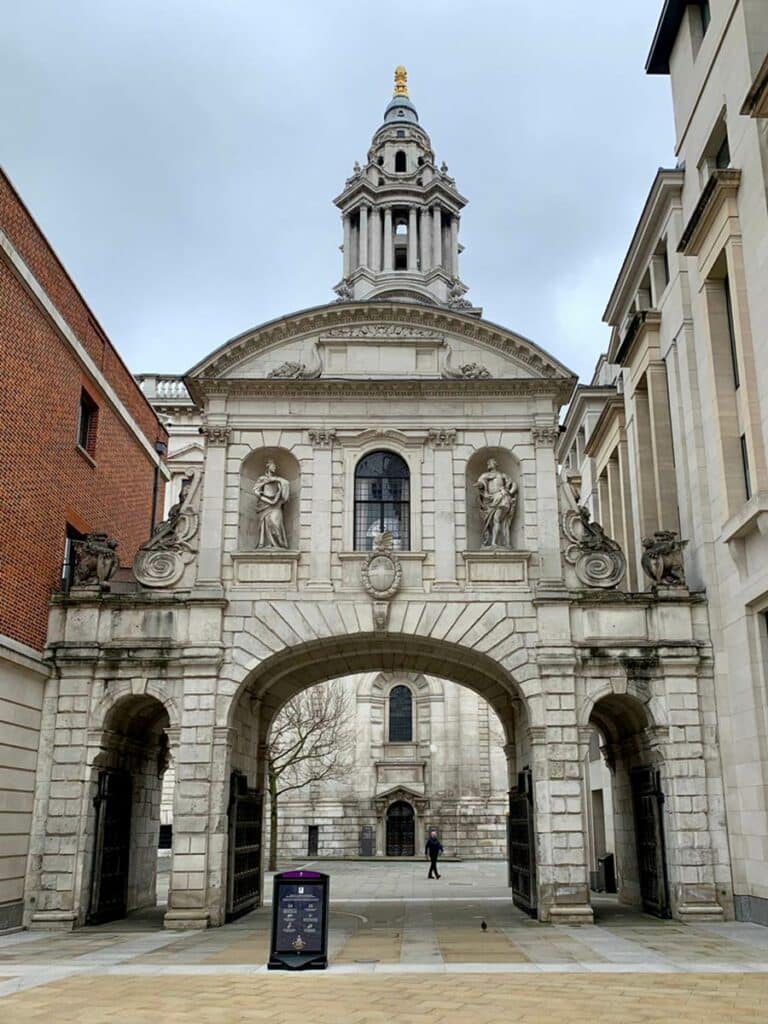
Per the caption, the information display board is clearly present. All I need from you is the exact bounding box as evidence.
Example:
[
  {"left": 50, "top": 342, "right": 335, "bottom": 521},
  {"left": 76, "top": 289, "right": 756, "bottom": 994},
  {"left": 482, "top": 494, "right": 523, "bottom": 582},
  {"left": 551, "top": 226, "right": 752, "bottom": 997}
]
[{"left": 268, "top": 870, "right": 329, "bottom": 970}]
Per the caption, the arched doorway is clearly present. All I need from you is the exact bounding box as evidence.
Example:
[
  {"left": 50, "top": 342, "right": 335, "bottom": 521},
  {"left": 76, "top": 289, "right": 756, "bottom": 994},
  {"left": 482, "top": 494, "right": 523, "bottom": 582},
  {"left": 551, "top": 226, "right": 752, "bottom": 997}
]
[
  {"left": 386, "top": 801, "right": 415, "bottom": 856},
  {"left": 87, "top": 694, "right": 170, "bottom": 925},
  {"left": 589, "top": 693, "right": 670, "bottom": 918}
]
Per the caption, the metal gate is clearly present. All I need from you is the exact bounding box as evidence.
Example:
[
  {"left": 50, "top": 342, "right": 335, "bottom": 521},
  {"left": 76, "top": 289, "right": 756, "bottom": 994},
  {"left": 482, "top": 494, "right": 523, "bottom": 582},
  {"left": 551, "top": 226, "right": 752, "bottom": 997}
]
[
  {"left": 88, "top": 769, "right": 132, "bottom": 924},
  {"left": 226, "top": 772, "right": 263, "bottom": 921},
  {"left": 631, "top": 766, "right": 671, "bottom": 918},
  {"left": 508, "top": 769, "right": 537, "bottom": 916},
  {"left": 385, "top": 801, "right": 415, "bottom": 856}
]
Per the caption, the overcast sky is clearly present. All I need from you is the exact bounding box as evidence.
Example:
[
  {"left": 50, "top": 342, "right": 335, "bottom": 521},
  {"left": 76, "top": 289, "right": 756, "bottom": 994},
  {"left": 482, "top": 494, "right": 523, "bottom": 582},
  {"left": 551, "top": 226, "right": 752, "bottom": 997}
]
[{"left": 2, "top": 1, "right": 673, "bottom": 384}]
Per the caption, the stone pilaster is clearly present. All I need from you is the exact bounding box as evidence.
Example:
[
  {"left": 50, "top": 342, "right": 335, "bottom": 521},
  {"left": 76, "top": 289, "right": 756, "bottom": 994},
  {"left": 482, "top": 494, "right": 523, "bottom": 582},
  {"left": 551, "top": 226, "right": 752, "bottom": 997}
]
[
  {"left": 195, "top": 423, "right": 230, "bottom": 589},
  {"left": 532, "top": 426, "right": 563, "bottom": 585},
  {"left": 408, "top": 206, "right": 418, "bottom": 270},
  {"left": 432, "top": 204, "right": 442, "bottom": 268},
  {"left": 428, "top": 429, "right": 459, "bottom": 590},
  {"left": 306, "top": 429, "right": 336, "bottom": 591}
]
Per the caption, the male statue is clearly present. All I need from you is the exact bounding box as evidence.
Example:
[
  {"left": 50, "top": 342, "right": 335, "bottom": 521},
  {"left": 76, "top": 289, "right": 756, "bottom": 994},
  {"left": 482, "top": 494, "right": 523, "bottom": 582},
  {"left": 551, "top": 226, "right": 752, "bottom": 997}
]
[
  {"left": 474, "top": 458, "right": 518, "bottom": 548},
  {"left": 253, "top": 459, "right": 290, "bottom": 549}
]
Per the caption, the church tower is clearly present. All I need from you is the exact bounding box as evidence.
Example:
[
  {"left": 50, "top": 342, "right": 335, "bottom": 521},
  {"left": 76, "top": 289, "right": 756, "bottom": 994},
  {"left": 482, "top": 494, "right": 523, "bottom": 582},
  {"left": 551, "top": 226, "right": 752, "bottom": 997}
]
[{"left": 333, "top": 67, "right": 480, "bottom": 314}]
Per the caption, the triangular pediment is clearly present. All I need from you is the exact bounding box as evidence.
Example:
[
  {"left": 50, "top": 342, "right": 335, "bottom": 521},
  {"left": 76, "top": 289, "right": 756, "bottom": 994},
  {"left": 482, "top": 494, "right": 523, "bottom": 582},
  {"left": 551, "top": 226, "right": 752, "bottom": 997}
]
[{"left": 184, "top": 302, "right": 575, "bottom": 404}]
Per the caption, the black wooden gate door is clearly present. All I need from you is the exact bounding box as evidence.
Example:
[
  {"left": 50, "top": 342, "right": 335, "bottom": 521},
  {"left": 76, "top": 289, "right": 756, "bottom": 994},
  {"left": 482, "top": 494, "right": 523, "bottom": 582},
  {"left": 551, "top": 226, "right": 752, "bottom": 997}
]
[
  {"left": 88, "top": 769, "right": 132, "bottom": 925},
  {"left": 227, "top": 772, "right": 263, "bottom": 921},
  {"left": 386, "top": 801, "right": 415, "bottom": 856},
  {"left": 508, "top": 769, "right": 537, "bottom": 916},
  {"left": 631, "top": 766, "right": 671, "bottom": 918}
]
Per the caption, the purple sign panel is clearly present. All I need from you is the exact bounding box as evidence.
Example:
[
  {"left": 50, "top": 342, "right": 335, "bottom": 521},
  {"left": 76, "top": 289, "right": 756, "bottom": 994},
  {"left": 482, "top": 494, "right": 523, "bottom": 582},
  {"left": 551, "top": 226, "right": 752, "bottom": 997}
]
[{"left": 274, "top": 882, "right": 324, "bottom": 954}]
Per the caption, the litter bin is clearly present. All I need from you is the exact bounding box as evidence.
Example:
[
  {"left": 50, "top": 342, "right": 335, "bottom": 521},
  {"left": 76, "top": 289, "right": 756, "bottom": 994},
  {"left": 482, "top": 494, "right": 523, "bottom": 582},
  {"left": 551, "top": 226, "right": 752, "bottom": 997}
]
[{"left": 597, "top": 853, "right": 616, "bottom": 894}]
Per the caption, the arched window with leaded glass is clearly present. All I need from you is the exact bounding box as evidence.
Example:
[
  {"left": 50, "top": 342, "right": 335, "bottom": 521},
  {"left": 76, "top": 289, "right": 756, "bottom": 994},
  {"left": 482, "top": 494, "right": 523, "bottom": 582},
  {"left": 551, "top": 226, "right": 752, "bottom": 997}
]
[
  {"left": 354, "top": 450, "right": 410, "bottom": 551},
  {"left": 388, "top": 685, "right": 413, "bottom": 742}
]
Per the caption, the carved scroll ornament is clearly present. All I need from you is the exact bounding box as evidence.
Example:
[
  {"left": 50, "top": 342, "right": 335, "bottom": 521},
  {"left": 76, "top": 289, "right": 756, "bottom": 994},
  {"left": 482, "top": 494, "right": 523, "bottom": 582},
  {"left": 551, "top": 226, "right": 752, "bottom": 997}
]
[
  {"left": 562, "top": 506, "right": 626, "bottom": 589},
  {"left": 133, "top": 470, "right": 201, "bottom": 588}
]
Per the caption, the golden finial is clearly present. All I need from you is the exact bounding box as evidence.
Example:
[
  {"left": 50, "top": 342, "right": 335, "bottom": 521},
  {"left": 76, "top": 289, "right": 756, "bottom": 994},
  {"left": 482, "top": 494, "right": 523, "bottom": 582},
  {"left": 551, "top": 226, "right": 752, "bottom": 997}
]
[{"left": 393, "top": 65, "right": 409, "bottom": 98}]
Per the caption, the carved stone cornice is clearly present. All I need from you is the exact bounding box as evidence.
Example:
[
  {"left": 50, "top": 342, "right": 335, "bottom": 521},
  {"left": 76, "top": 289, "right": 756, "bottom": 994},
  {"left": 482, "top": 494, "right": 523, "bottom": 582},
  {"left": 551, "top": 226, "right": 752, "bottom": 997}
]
[
  {"left": 194, "top": 377, "right": 572, "bottom": 402},
  {"left": 308, "top": 429, "right": 337, "bottom": 449},
  {"left": 200, "top": 424, "right": 232, "bottom": 446},
  {"left": 531, "top": 426, "right": 560, "bottom": 448},
  {"left": 427, "top": 428, "right": 457, "bottom": 448}
]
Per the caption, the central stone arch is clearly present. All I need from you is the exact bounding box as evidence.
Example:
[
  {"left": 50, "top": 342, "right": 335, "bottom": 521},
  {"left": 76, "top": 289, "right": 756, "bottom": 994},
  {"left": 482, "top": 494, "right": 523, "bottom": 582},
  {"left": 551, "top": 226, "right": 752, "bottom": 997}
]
[{"left": 208, "top": 628, "right": 535, "bottom": 926}]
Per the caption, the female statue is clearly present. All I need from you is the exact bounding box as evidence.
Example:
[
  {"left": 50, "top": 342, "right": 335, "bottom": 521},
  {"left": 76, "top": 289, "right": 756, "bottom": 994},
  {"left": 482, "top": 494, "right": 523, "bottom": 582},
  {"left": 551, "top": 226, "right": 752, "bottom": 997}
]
[
  {"left": 253, "top": 459, "right": 290, "bottom": 549},
  {"left": 474, "top": 458, "right": 518, "bottom": 549}
]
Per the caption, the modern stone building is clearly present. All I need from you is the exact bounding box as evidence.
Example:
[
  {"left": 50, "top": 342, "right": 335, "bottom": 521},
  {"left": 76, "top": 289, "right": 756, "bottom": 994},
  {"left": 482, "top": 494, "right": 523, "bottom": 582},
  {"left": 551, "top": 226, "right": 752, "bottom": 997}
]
[
  {"left": 561, "top": 0, "right": 768, "bottom": 924},
  {"left": 21, "top": 66, "right": 735, "bottom": 935},
  {"left": 0, "top": 170, "right": 168, "bottom": 932}
]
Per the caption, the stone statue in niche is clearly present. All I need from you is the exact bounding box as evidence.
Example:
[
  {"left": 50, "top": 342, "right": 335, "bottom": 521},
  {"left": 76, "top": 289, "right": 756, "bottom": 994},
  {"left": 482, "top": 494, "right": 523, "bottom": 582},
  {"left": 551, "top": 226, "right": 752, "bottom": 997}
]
[
  {"left": 253, "top": 459, "right": 290, "bottom": 549},
  {"left": 474, "top": 459, "right": 518, "bottom": 548}
]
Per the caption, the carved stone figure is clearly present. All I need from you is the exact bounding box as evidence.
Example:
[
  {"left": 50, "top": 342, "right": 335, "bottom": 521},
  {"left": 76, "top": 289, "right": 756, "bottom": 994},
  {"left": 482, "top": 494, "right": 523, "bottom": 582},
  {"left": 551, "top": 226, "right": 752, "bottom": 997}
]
[
  {"left": 474, "top": 459, "right": 518, "bottom": 548},
  {"left": 334, "top": 279, "right": 354, "bottom": 302},
  {"left": 133, "top": 470, "right": 201, "bottom": 588},
  {"left": 442, "top": 345, "right": 491, "bottom": 380},
  {"left": 641, "top": 530, "right": 688, "bottom": 588},
  {"left": 447, "top": 280, "right": 473, "bottom": 311},
  {"left": 72, "top": 532, "right": 119, "bottom": 588},
  {"left": 253, "top": 460, "right": 290, "bottom": 549},
  {"left": 561, "top": 506, "right": 626, "bottom": 589},
  {"left": 267, "top": 345, "right": 322, "bottom": 379}
]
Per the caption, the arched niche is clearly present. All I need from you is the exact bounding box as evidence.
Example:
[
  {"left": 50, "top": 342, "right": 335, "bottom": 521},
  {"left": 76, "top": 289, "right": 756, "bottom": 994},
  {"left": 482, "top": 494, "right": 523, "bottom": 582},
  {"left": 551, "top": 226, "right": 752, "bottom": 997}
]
[
  {"left": 239, "top": 447, "right": 301, "bottom": 551},
  {"left": 465, "top": 447, "right": 522, "bottom": 550}
]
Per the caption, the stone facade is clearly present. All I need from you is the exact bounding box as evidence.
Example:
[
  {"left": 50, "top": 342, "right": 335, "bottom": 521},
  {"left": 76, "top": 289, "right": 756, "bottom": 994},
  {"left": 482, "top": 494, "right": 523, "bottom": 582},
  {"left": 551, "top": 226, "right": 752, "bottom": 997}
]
[
  {"left": 562, "top": 0, "right": 768, "bottom": 926},
  {"left": 23, "top": 69, "right": 734, "bottom": 933},
  {"left": 0, "top": 169, "right": 168, "bottom": 932}
]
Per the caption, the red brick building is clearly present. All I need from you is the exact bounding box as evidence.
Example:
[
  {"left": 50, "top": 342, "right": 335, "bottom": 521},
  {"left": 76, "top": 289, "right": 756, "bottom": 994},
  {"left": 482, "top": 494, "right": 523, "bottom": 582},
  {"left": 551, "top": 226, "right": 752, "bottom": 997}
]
[{"left": 0, "top": 168, "right": 168, "bottom": 929}]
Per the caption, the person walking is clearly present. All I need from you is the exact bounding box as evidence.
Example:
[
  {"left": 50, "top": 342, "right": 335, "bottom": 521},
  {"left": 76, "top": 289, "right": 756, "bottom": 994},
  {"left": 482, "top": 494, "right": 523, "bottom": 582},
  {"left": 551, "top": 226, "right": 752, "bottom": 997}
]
[{"left": 425, "top": 829, "right": 443, "bottom": 879}]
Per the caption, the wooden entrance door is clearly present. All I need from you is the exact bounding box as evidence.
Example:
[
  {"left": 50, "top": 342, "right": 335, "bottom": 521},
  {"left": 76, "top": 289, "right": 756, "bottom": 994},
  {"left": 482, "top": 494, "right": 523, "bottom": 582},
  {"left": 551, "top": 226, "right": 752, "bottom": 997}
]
[
  {"left": 226, "top": 772, "right": 263, "bottom": 921},
  {"left": 88, "top": 769, "right": 132, "bottom": 924},
  {"left": 508, "top": 769, "right": 537, "bottom": 916},
  {"left": 631, "top": 766, "right": 671, "bottom": 918},
  {"left": 386, "top": 801, "right": 415, "bottom": 856}
]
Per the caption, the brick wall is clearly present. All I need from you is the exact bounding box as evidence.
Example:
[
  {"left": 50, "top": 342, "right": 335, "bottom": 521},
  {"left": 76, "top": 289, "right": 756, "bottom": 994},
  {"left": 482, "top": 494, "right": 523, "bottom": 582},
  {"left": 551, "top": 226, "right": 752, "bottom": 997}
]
[{"left": 0, "top": 170, "right": 167, "bottom": 652}]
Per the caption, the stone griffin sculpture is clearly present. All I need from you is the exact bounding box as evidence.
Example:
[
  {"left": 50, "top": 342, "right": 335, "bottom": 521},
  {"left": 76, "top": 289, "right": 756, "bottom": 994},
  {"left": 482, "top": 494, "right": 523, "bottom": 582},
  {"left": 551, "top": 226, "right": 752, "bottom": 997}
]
[
  {"left": 133, "top": 470, "right": 201, "bottom": 588},
  {"left": 71, "top": 532, "right": 119, "bottom": 588},
  {"left": 474, "top": 459, "right": 518, "bottom": 548},
  {"left": 641, "top": 530, "right": 688, "bottom": 588},
  {"left": 562, "top": 505, "right": 626, "bottom": 589}
]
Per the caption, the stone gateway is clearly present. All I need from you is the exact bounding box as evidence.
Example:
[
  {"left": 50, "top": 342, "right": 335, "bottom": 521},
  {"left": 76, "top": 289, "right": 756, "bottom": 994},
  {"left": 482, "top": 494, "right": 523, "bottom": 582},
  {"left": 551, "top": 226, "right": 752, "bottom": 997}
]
[{"left": 24, "top": 69, "right": 732, "bottom": 933}]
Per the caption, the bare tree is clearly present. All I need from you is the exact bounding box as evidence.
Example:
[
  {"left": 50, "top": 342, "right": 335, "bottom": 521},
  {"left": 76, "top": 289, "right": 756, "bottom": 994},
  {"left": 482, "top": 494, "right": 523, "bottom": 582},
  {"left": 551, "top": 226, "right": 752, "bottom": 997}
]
[{"left": 267, "top": 681, "right": 354, "bottom": 871}]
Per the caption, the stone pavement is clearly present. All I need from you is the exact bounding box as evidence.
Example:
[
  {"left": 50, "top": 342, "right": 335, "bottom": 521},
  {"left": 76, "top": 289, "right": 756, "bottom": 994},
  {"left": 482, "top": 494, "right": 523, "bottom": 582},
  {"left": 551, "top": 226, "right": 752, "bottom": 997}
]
[{"left": 1, "top": 861, "right": 767, "bottom": 1022}]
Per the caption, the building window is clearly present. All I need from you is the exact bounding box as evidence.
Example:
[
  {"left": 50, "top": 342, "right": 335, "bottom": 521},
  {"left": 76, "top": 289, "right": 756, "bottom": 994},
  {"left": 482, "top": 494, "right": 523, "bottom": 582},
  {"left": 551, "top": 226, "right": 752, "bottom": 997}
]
[
  {"left": 354, "top": 450, "right": 410, "bottom": 550},
  {"left": 394, "top": 150, "right": 407, "bottom": 173},
  {"left": 77, "top": 388, "right": 98, "bottom": 457},
  {"left": 394, "top": 248, "right": 408, "bottom": 270},
  {"left": 62, "top": 523, "right": 85, "bottom": 591},
  {"left": 307, "top": 825, "right": 319, "bottom": 856},
  {"left": 389, "top": 685, "right": 413, "bottom": 742},
  {"left": 698, "top": 1, "right": 711, "bottom": 34},
  {"left": 724, "top": 275, "right": 739, "bottom": 388},
  {"left": 715, "top": 133, "right": 730, "bottom": 170},
  {"left": 741, "top": 434, "right": 752, "bottom": 500},
  {"left": 396, "top": 129, "right": 405, "bottom": 138}
]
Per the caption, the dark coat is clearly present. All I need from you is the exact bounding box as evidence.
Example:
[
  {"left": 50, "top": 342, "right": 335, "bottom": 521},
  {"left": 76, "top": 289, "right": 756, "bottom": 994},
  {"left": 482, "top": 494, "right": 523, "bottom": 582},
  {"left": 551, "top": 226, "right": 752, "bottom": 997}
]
[{"left": 425, "top": 836, "right": 444, "bottom": 858}]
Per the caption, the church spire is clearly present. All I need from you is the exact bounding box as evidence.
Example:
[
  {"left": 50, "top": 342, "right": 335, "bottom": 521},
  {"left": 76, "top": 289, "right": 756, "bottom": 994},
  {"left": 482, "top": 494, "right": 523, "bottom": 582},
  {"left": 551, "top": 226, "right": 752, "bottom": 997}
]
[{"left": 331, "top": 69, "right": 479, "bottom": 314}]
